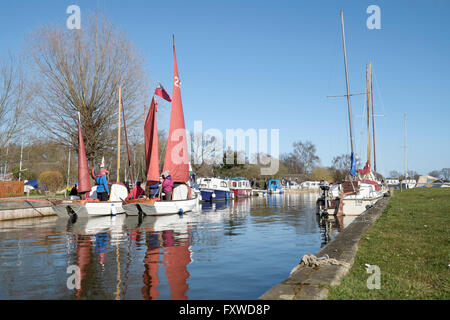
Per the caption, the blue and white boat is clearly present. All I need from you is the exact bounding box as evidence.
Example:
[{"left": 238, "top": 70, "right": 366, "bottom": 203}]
[
  {"left": 198, "top": 177, "right": 233, "bottom": 202},
  {"left": 267, "top": 179, "right": 284, "bottom": 194}
]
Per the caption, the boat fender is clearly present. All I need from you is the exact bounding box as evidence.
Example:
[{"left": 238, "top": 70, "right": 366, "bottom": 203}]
[
  {"left": 178, "top": 208, "right": 184, "bottom": 214},
  {"left": 212, "top": 193, "right": 216, "bottom": 198}
]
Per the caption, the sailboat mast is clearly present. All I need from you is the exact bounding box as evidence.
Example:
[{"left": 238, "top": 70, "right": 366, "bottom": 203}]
[
  {"left": 366, "top": 62, "right": 371, "bottom": 168},
  {"left": 404, "top": 113, "right": 408, "bottom": 178},
  {"left": 67, "top": 148, "right": 71, "bottom": 188},
  {"left": 18, "top": 128, "right": 24, "bottom": 181},
  {"left": 117, "top": 86, "right": 122, "bottom": 183},
  {"left": 340, "top": 10, "right": 354, "bottom": 154},
  {"left": 371, "top": 63, "right": 376, "bottom": 173}
]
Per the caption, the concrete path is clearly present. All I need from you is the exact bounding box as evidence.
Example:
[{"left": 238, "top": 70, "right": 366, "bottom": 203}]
[
  {"left": 259, "top": 197, "right": 389, "bottom": 300},
  {"left": 0, "top": 200, "right": 55, "bottom": 221}
]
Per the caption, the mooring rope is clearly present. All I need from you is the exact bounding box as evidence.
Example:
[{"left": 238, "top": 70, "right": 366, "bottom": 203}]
[{"left": 299, "top": 254, "right": 350, "bottom": 268}]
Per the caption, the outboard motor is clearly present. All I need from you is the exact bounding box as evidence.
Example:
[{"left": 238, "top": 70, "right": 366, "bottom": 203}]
[{"left": 317, "top": 180, "right": 330, "bottom": 216}]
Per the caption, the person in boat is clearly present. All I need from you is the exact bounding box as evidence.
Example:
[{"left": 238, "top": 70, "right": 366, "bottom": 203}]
[
  {"left": 95, "top": 168, "right": 110, "bottom": 201},
  {"left": 189, "top": 172, "right": 198, "bottom": 189},
  {"left": 69, "top": 183, "right": 78, "bottom": 196},
  {"left": 125, "top": 181, "right": 145, "bottom": 201},
  {"left": 147, "top": 181, "right": 160, "bottom": 198},
  {"left": 161, "top": 171, "right": 173, "bottom": 201}
]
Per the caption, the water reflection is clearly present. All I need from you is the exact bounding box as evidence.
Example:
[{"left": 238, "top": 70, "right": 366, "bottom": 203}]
[
  {"left": 0, "top": 194, "right": 355, "bottom": 300},
  {"left": 126, "top": 216, "right": 192, "bottom": 300},
  {"left": 317, "top": 214, "right": 358, "bottom": 247}
]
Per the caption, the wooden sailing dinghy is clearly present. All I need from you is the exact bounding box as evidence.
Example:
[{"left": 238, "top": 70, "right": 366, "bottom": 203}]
[
  {"left": 124, "top": 38, "right": 199, "bottom": 216},
  {"left": 52, "top": 109, "right": 128, "bottom": 218}
]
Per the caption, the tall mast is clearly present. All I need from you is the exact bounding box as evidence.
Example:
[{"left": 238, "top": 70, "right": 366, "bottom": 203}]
[
  {"left": 404, "top": 113, "right": 408, "bottom": 178},
  {"left": 117, "top": 86, "right": 122, "bottom": 183},
  {"left": 4, "top": 146, "right": 8, "bottom": 177},
  {"left": 121, "top": 94, "right": 134, "bottom": 183},
  {"left": 366, "top": 62, "right": 371, "bottom": 168},
  {"left": 67, "top": 148, "right": 71, "bottom": 188},
  {"left": 19, "top": 128, "right": 24, "bottom": 181},
  {"left": 340, "top": 10, "right": 354, "bottom": 155},
  {"left": 371, "top": 62, "right": 376, "bottom": 173}
]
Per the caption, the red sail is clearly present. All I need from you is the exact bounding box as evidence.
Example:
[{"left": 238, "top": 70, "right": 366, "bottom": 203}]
[
  {"left": 77, "top": 116, "right": 92, "bottom": 194},
  {"left": 163, "top": 44, "right": 190, "bottom": 183},
  {"left": 145, "top": 97, "right": 160, "bottom": 184}
]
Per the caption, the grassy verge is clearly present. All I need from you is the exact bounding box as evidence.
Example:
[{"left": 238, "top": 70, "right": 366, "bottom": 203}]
[{"left": 327, "top": 188, "right": 450, "bottom": 299}]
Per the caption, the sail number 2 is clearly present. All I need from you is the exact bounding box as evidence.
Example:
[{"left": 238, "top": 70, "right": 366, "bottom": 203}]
[{"left": 174, "top": 76, "right": 181, "bottom": 88}]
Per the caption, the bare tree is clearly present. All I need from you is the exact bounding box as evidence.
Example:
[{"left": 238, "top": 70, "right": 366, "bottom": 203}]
[
  {"left": 389, "top": 170, "right": 401, "bottom": 179},
  {"left": 189, "top": 131, "right": 222, "bottom": 170},
  {"left": 428, "top": 170, "right": 441, "bottom": 179},
  {"left": 0, "top": 55, "right": 30, "bottom": 149},
  {"left": 441, "top": 168, "right": 450, "bottom": 181},
  {"left": 27, "top": 14, "right": 149, "bottom": 164},
  {"left": 281, "top": 140, "right": 320, "bottom": 175}
]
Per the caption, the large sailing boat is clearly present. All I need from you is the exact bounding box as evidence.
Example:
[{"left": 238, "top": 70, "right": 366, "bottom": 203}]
[
  {"left": 317, "top": 11, "right": 384, "bottom": 217},
  {"left": 124, "top": 38, "right": 199, "bottom": 216}
]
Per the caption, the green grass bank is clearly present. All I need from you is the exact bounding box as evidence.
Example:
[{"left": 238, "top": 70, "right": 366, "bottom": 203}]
[{"left": 327, "top": 188, "right": 450, "bottom": 300}]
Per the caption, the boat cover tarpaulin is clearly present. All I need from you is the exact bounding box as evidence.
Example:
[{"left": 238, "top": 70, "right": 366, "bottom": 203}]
[
  {"left": 25, "top": 180, "right": 38, "bottom": 188},
  {"left": 350, "top": 152, "right": 357, "bottom": 177},
  {"left": 357, "top": 160, "right": 371, "bottom": 176}
]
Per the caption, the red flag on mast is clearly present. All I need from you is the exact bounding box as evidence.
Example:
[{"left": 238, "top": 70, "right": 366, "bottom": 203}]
[
  {"left": 155, "top": 83, "right": 172, "bottom": 102},
  {"left": 162, "top": 39, "right": 190, "bottom": 183},
  {"left": 77, "top": 113, "right": 92, "bottom": 194},
  {"left": 145, "top": 97, "right": 160, "bottom": 184}
]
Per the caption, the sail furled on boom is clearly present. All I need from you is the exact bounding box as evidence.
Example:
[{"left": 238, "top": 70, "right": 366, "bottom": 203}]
[{"left": 350, "top": 152, "right": 357, "bottom": 177}]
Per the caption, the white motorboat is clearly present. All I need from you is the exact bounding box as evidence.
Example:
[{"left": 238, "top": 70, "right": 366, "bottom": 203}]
[
  {"left": 401, "top": 179, "right": 417, "bottom": 189},
  {"left": 300, "top": 181, "right": 321, "bottom": 190},
  {"left": 197, "top": 177, "right": 233, "bottom": 201}
]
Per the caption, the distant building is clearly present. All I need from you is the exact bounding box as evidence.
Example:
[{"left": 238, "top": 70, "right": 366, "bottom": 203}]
[
  {"left": 0, "top": 173, "right": 13, "bottom": 181},
  {"left": 386, "top": 179, "right": 400, "bottom": 186}
]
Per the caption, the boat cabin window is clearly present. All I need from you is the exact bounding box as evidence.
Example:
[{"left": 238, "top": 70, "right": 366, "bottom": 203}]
[
  {"left": 233, "top": 182, "right": 237, "bottom": 187},
  {"left": 221, "top": 182, "right": 227, "bottom": 188}
]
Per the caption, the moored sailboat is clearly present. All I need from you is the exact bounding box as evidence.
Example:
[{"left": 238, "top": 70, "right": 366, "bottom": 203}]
[
  {"left": 316, "top": 11, "right": 385, "bottom": 217},
  {"left": 123, "top": 37, "right": 199, "bottom": 216},
  {"left": 52, "top": 112, "right": 128, "bottom": 218}
]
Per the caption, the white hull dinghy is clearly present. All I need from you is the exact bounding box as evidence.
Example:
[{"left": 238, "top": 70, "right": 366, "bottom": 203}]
[
  {"left": 52, "top": 184, "right": 128, "bottom": 218},
  {"left": 124, "top": 185, "right": 199, "bottom": 216}
]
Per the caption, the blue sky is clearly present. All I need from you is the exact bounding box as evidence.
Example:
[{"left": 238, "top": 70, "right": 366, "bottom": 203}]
[{"left": 1, "top": 0, "right": 449, "bottom": 177}]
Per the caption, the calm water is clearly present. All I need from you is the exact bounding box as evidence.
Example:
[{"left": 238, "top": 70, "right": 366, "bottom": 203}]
[{"left": 0, "top": 193, "right": 353, "bottom": 300}]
